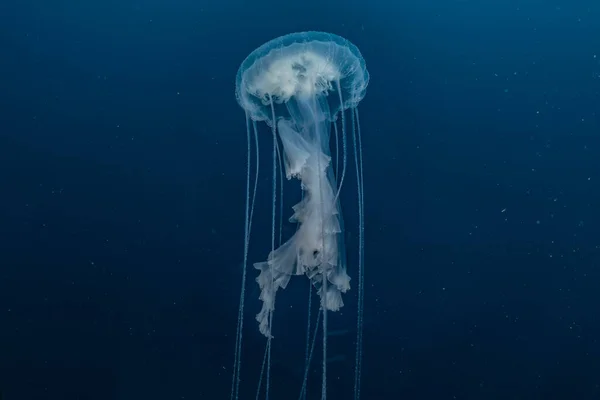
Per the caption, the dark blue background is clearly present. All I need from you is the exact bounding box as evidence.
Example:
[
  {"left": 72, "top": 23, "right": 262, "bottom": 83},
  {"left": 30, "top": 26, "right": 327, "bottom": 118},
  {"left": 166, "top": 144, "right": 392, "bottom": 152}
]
[{"left": 1, "top": 0, "right": 600, "bottom": 399}]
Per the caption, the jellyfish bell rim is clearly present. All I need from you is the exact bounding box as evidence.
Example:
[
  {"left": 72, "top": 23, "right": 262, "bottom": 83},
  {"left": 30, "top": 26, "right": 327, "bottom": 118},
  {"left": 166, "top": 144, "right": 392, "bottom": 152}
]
[{"left": 235, "top": 31, "right": 369, "bottom": 123}]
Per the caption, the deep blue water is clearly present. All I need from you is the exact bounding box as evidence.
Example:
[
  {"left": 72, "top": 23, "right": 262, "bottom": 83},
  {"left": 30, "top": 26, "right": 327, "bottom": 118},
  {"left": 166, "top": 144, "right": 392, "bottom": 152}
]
[{"left": 1, "top": 0, "right": 600, "bottom": 399}]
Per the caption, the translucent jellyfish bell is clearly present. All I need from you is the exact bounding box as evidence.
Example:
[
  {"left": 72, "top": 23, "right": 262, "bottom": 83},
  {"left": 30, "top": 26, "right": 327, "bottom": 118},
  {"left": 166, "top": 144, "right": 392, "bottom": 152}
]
[
  {"left": 236, "top": 32, "right": 368, "bottom": 125},
  {"left": 231, "top": 32, "right": 369, "bottom": 400}
]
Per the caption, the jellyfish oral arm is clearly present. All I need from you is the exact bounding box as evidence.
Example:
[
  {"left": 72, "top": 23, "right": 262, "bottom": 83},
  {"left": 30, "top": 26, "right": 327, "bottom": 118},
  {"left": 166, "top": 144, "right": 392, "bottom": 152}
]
[{"left": 254, "top": 101, "right": 350, "bottom": 338}]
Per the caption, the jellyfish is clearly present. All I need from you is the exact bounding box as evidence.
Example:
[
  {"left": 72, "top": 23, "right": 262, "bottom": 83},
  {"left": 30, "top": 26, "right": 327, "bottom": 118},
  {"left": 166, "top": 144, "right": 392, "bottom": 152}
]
[{"left": 230, "top": 31, "right": 369, "bottom": 400}]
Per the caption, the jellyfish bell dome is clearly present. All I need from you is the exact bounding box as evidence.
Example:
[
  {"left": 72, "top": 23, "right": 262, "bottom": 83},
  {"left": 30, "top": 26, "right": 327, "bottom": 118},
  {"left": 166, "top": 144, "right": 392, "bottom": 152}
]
[{"left": 235, "top": 31, "right": 369, "bottom": 124}]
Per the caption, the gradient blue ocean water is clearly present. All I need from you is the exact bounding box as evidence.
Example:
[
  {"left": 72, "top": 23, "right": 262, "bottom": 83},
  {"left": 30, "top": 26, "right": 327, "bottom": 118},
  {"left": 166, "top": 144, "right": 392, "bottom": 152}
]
[{"left": 1, "top": 0, "right": 600, "bottom": 399}]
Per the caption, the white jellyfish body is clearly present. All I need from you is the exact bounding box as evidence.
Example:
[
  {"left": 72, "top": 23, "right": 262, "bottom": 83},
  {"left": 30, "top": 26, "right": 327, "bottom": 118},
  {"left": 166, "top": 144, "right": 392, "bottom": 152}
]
[{"left": 231, "top": 32, "right": 369, "bottom": 400}]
